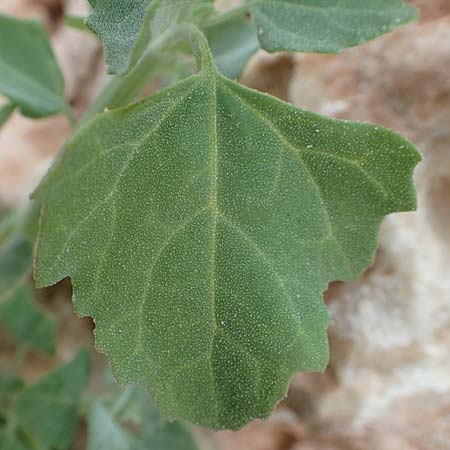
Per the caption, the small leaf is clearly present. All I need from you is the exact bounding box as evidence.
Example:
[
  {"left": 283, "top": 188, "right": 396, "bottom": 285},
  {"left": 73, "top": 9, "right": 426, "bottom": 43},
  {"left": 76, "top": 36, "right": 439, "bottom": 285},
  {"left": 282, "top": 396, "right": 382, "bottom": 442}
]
[
  {"left": 0, "top": 235, "right": 32, "bottom": 304},
  {"left": 86, "top": 0, "right": 196, "bottom": 76},
  {"left": 249, "top": 0, "right": 418, "bottom": 53},
  {"left": 205, "top": 14, "right": 259, "bottom": 79},
  {"left": 0, "top": 14, "right": 66, "bottom": 118},
  {"left": 87, "top": 401, "right": 138, "bottom": 450},
  {"left": 88, "top": 390, "right": 199, "bottom": 450},
  {"left": 87, "top": 0, "right": 214, "bottom": 76},
  {"left": 86, "top": 0, "right": 152, "bottom": 75},
  {"left": 34, "top": 67, "right": 420, "bottom": 428},
  {"left": 0, "top": 101, "right": 15, "bottom": 128},
  {"left": 12, "top": 350, "right": 90, "bottom": 450},
  {"left": 0, "top": 284, "right": 56, "bottom": 354},
  {"left": 112, "top": 386, "right": 199, "bottom": 450}
]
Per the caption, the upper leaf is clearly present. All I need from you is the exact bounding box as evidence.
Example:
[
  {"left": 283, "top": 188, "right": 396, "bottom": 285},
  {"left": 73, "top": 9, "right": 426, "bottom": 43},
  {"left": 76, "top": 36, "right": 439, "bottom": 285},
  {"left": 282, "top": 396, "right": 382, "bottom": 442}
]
[
  {"left": 204, "top": 13, "right": 259, "bottom": 79},
  {"left": 0, "top": 14, "right": 66, "bottom": 118},
  {"left": 86, "top": 0, "right": 152, "bottom": 76},
  {"left": 34, "top": 68, "right": 420, "bottom": 428},
  {"left": 249, "top": 0, "right": 418, "bottom": 53},
  {"left": 86, "top": 0, "right": 210, "bottom": 76}
]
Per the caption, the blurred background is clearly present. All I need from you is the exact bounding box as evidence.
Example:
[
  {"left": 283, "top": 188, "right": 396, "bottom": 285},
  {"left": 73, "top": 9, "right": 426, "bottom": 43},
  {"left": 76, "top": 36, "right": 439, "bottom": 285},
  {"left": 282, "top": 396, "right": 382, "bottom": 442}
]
[{"left": 1, "top": 1, "right": 450, "bottom": 449}]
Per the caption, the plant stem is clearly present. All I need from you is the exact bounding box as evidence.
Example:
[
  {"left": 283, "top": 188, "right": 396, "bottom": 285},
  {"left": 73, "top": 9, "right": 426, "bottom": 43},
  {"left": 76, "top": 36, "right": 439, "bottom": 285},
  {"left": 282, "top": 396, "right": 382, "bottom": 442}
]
[
  {"left": 63, "top": 105, "right": 77, "bottom": 127},
  {"left": 80, "top": 28, "right": 179, "bottom": 125}
]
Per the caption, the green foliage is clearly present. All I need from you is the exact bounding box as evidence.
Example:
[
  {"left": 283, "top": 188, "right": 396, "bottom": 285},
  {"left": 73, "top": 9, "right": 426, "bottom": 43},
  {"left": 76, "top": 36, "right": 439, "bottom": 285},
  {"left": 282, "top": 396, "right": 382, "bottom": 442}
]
[
  {"left": 204, "top": 13, "right": 259, "bottom": 79},
  {"left": 0, "top": 351, "right": 91, "bottom": 450},
  {"left": 1, "top": 0, "right": 421, "bottom": 433},
  {"left": 0, "top": 14, "right": 66, "bottom": 118},
  {"left": 86, "top": 0, "right": 416, "bottom": 80},
  {"left": 86, "top": 0, "right": 212, "bottom": 76},
  {"left": 88, "top": 386, "right": 199, "bottom": 450},
  {"left": 0, "top": 284, "right": 56, "bottom": 354},
  {"left": 250, "top": 0, "right": 418, "bottom": 53},
  {"left": 34, "top": 38, "right": 420, "bottom": 427},
  {"left": 0, "top": 235, "right": 33, "bottom": 304}
]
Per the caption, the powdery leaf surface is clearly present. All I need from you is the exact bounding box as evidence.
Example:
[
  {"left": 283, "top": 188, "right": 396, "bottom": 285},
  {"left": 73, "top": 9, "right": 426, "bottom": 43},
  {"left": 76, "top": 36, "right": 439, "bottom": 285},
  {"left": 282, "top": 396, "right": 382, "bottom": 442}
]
[
  {"left": 34, "top": 69, "right": 420, "bottom": 429},
  {"left": 250, "top": 0, "right": 418, "bottom": 53}
]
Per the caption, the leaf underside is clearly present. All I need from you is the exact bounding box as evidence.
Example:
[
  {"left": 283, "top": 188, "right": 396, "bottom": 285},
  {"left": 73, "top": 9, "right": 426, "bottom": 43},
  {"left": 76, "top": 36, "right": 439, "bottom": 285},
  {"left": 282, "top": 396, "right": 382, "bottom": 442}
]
[{"left": 34, "top": 70, "right": 420, "bottom": 429}]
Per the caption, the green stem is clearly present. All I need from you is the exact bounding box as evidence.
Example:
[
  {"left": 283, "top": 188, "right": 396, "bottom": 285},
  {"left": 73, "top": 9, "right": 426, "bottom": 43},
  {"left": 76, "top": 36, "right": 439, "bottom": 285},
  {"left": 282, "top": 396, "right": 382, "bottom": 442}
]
[
  {"left": 80, "top": 27, "right": 179, "bottom": 125},
  {"left": 63, "top": 105, "right": 77, "bottom": 127},
  {"left": 179, "top": 24, "right": 217, "bottom": 73},
  {"left": 81, "top": 53, "right": 164, "bottom": 124}
]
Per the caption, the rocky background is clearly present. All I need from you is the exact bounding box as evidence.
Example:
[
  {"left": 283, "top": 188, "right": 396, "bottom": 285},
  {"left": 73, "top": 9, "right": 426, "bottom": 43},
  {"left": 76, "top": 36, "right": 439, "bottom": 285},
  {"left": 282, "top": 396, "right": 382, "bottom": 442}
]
[{"left": 1, "top": 1, "right": 449, "bottom": 449}]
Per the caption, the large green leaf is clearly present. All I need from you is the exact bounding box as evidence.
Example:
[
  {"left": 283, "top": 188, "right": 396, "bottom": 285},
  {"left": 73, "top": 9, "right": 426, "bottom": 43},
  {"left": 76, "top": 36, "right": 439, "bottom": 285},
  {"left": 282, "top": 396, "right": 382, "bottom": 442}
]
[
  {"left": 249, "top": 0, "right": 418, "bottom": 53},
  {"left": 0, "top": 284, "right": 55, "bottom": 354},
  {"left": 11, "top": 350, "right": 90, "bottom": 450},
  {"left": 0, "top": 14, "right": 66, "bottom": 118},
  {"left": 34, "top": 63, "right": 420, "bottom": 428}
]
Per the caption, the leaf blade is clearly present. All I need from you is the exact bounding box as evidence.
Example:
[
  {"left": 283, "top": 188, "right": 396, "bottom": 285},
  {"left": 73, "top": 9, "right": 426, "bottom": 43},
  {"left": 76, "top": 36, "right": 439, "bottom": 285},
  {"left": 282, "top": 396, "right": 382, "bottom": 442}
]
[
  {"left": 0, "top": 284, "right": 56, "bottom": 354},
  {"left": 12, "top": 350, "right": 91, "bottom": 449},
  {"left": 34, "top": 72, "right": 420, "bottom": 429},
  {"left": 0, "top": 14, "right": 66, "bottom": 118},
  {"left": 205, "top": 14, "right": 259, "bottom": 79},
  {"left": 250, "top": 0, "right": 418, "bottom": 53}
]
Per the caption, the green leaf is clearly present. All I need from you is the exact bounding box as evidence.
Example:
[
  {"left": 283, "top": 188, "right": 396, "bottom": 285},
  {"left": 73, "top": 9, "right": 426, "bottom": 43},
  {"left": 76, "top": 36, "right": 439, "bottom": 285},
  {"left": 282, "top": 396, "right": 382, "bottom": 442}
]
[
  {"left": 88, "top": 386, "right": 199, "bottom": 450},
  {"left": 34, "top": 66, "right": 420, "bottom": 428},
  {"left": 249, "top": 0, "right": 418, "bottom": 53},
  {"left": 0, "top": 284, "right": 56, "bottom": 354},
  {"left": 0, "top": 101, "right": 15, "bottom": 128},
  {"left": 86, "top": 0, "right": 214, "bottom": 76},
  {"left": 205, "top": 14, "right": 259, "bottom": 79},
  {"left": 113, "top": 386, "right": 199, "bottom": 450},
  {"left": 88, "top": 401, "right": 138, "bottom": 450},
  {"left": 86, "top": 0, "right": 193, "bottom": 76},
  {"left": 86, "top": 0, "right": 152, "bottom": 75},
  {"left": 11, "top": 350, "right": 90, "bottom": 450},
  {"left": 0, "top": 235, "right": 32, "bottom": 304},
  {"left": 0, "top": 14, "right": 66, "bottom": 118},
  {"left": 0, "top": 428, "right": 30, "bottom": 450}
]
